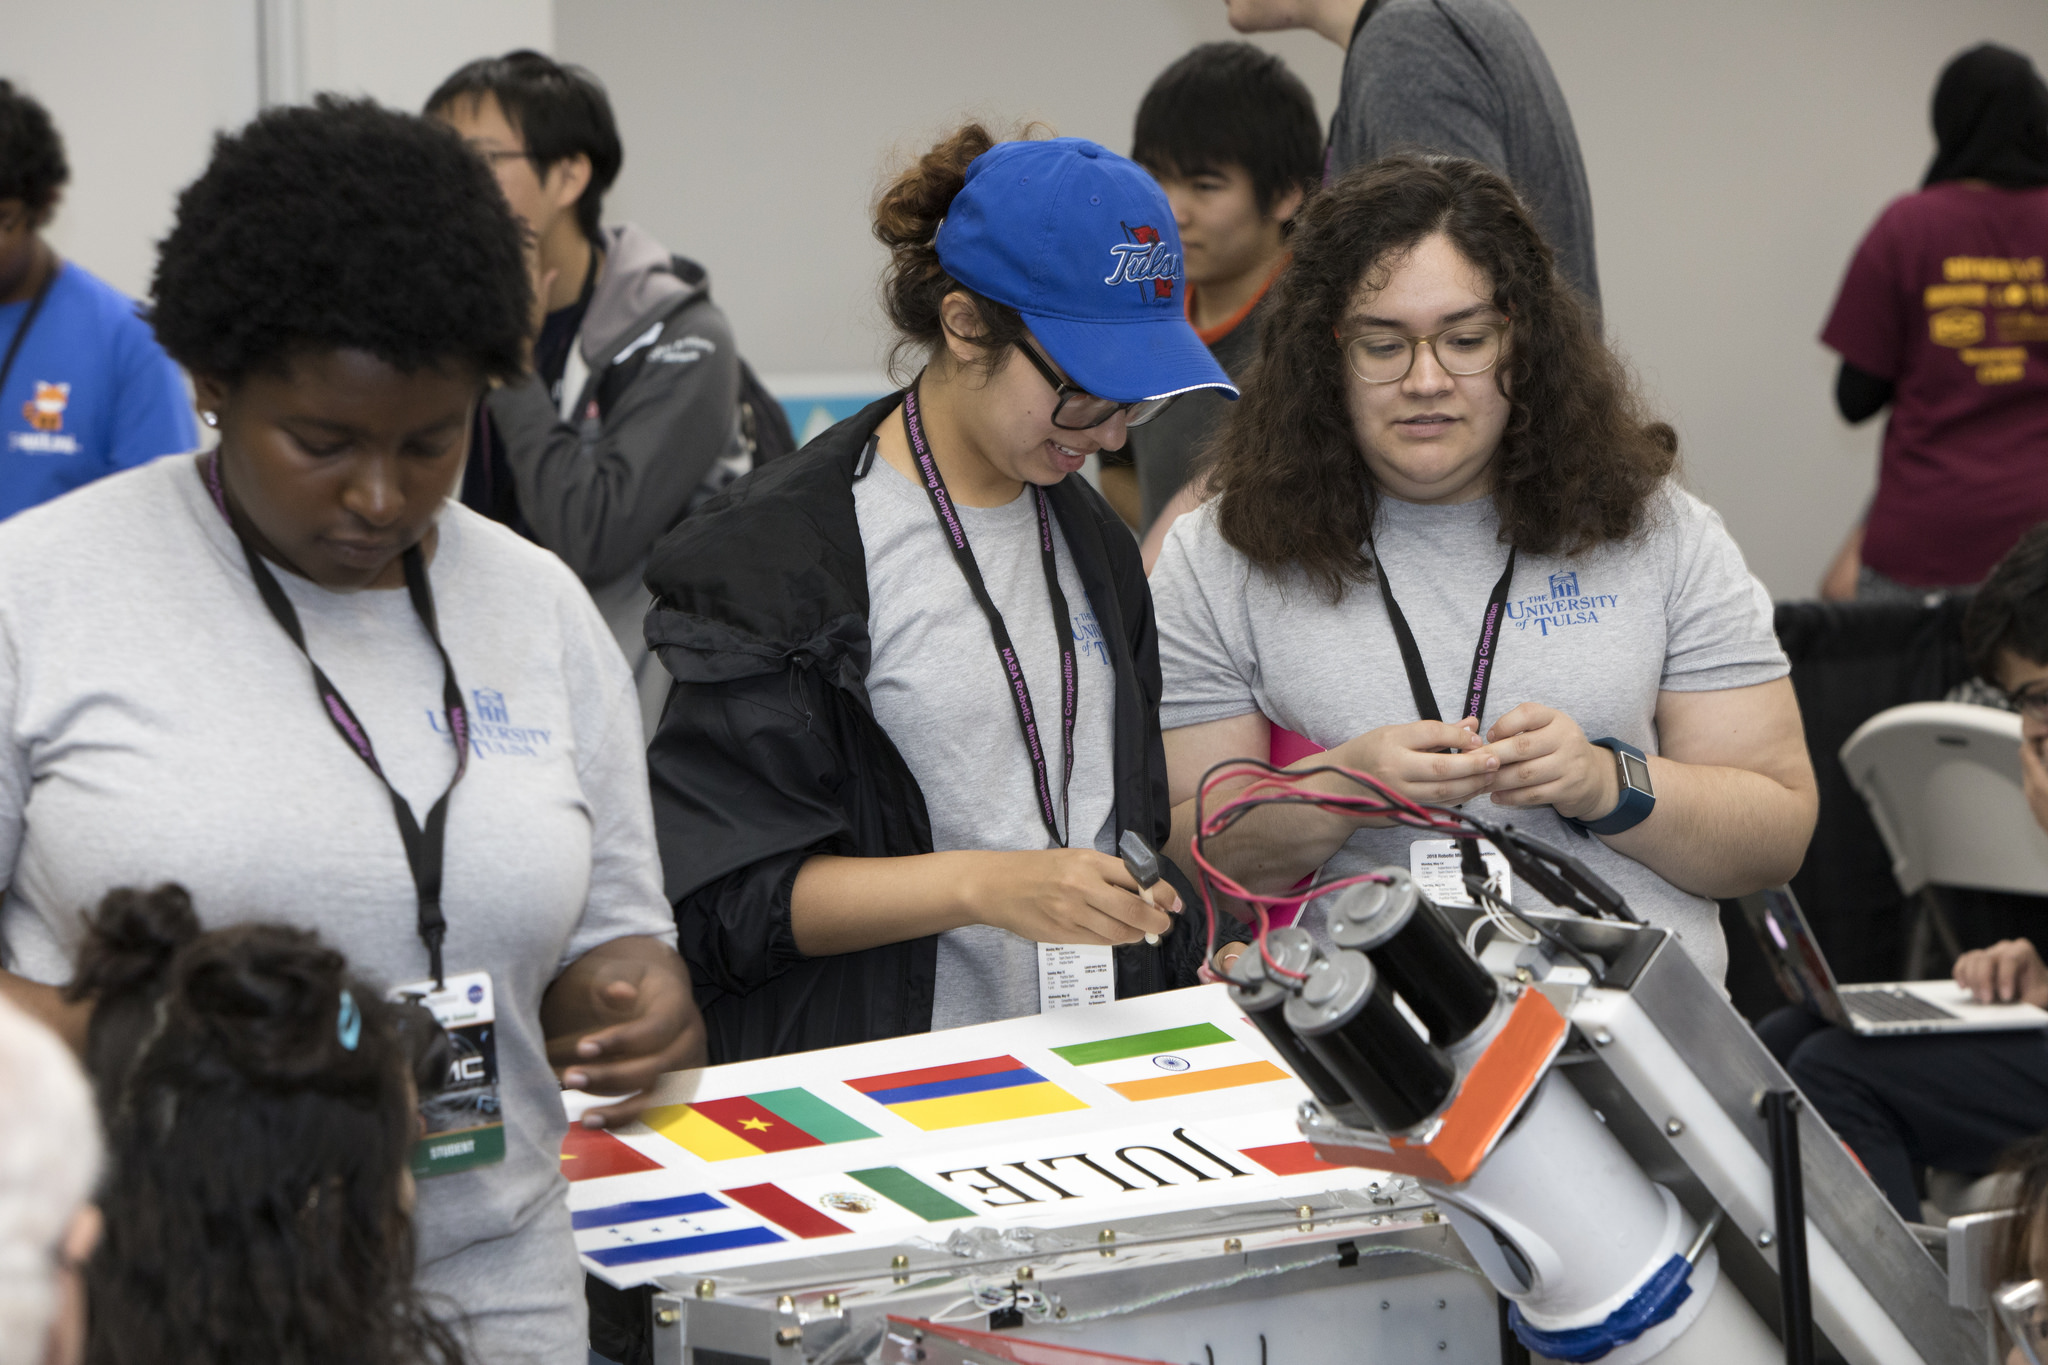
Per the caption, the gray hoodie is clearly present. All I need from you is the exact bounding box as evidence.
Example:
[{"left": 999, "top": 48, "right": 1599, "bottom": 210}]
[{"left": 484, "top": 222, "right": 746, "bottom": 733}]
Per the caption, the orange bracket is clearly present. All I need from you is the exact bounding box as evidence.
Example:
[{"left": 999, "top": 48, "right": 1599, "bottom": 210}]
[{"left": 1306, "top": 987, "right": 1569, "bottom": 1185}]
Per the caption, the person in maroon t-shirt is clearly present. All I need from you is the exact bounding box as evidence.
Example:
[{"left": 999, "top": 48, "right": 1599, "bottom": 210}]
[{"left": 1819, "top": 43, "right": 2048, "bottom": 599}]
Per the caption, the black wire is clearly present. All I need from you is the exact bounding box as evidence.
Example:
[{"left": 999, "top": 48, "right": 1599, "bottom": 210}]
[
  {"left": 1189, "top": 758, "right": 1640, "bottom": 982},
  {"left": 1465, "top": 873, "right": 1607, "bottom": 986}
]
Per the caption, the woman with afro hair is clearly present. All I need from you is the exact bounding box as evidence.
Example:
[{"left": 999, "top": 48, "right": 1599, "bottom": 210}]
[{"left": 0, "top": 97, "right": 703, "bottom": 1359}]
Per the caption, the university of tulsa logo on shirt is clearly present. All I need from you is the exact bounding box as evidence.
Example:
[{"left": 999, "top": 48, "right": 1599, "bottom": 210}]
[
  {"left": 1506, "top": 569, "right": 1620, "bottom": 637},
  {"left": 9, "top": 381, "right": 80, "bottom": 455},
  {"left": 1104, "top": 224, "right": 1180, "bottom": 303},
  {"left": 427, "top": 687, "right": 554, "bottom": 758},
  {"left": 1072, "top": 611, "right": 1111, "bottom": 666}
]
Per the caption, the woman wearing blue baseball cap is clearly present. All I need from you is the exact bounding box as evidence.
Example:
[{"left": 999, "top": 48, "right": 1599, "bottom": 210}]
[{"left": 643, "top": 126, "right": 1242, "bottom": 1061}]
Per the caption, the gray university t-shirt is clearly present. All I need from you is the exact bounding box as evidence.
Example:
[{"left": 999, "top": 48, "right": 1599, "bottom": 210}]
[
  {"left": 1150, "top": 482, "right": 1788, "bottom": 984},
  {"left": 0, "top": 455, "right": 675, "bottom": 1364},
  {"left": 854, "top": 452, "right": 1118, "bottom": 1028}
]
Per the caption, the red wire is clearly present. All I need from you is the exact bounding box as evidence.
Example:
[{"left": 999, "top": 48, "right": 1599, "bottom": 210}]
[{"left": 1192, "top": 759, "right": 1483, "bottom": 983}]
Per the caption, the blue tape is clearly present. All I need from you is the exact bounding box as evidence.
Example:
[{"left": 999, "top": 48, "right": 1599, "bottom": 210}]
[{"left": 1509, "top": 1254, "right": 1696, "bottom": 1363}]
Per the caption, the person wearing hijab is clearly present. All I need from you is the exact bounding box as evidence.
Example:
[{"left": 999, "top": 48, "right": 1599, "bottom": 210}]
[{"left": 1818, "top": 43, "right": 2048, "bottom": 600}]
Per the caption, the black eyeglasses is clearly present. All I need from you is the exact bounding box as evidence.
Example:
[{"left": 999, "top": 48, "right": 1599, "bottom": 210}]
[
  {"left": 1015, "top": 339, "right": 1179, "bottom": 430},
  {"left": 470, "top": 146, "right": 538, "bottom": 174}
]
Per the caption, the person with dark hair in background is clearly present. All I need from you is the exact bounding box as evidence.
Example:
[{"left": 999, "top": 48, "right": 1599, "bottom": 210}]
[
  {"left": 1758, "top": 522, "right": 2048, "bottom": 1223},
  {"left": 429, "top": 52, "right": 787, "bottom": 733},
  {"left": 68, "top": 884, "right": 467, "bottom": 1365},
  {"left": 1154, "top": 154, "right": 1814, "bottom": 984},
  {"left": 644, "top": 126, "right": 1247, "bottom": 1063},
  {"left": 0, "top": 97, "right": 702, "bottom": 1360},
  {"left": 1819, "top": 43, "right": 2048, "bottom": 602},
  {"left": 1224, "top": 0, "right": 1600, "bottom": 310},
  {"left": 1120, "top": 41, "right": 1319, "bottom": 560},
  {"left": 0, "top": 78, "right": 194, "bottom": 519}
]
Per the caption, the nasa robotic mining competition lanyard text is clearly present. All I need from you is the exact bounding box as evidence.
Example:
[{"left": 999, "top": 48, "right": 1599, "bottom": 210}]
[
  {"left": 900, "top": 384, "right": 1112, "bottom": 1009},
  {"left": 900, "top": 380, "right": 1079, "bottom": 848},
  {"left": 1375, "top": 547, "right": 1517, "bottom": 727},
  {"left": 203, "top": 452, "right": 470, "bottom": 988},
  {"left": 1379, "top": 546, "right": 1518, "bottom": 907}
]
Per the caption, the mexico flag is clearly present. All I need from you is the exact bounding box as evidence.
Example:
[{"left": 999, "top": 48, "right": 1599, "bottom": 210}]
[{"left": 1050, "top": 1022, "right": 1292, "bottom": 1101}]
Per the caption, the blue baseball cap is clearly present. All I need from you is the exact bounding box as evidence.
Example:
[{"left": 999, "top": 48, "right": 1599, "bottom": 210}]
[{"left": 934, "top": 138, "right": 1238, "bottom": 406}]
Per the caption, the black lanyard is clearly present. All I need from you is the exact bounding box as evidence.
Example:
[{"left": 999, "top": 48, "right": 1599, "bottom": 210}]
[
  {"left": 203, "top": 453, "right": 469, "bottom": 986},
  {"left": 900, "top": 380, "right": 1078, "bottom": 847},
  {"left": 0, "top": 260, "right": 57, "bottom": 406},
  {"left": 1376, "top": 547, "right": 1516, "bottom": 725}
]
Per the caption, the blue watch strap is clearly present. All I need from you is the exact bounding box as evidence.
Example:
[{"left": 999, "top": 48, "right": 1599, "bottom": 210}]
[{"left": 1568, "top": 737, "right": 1655, "bottom": 836}]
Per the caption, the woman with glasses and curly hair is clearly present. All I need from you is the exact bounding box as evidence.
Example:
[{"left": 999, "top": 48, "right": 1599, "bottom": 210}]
[
  {"left": 644, "top": 125, "right": 1245, "bottom": 1061},
  {"left": 1152, "top": 153, "right": 1817, "bottom": 980}
]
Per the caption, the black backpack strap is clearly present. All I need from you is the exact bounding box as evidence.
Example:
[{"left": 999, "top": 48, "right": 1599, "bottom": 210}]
[{"left": 737, "top": 358, "right": 798, "bottom": 464}]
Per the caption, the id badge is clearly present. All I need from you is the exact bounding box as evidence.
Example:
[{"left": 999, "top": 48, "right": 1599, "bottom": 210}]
[
  {"left": 1409, "top": 839, "right": 1513, "bottom": 909},
  {"left": 389, "top": 970, "right": 506, "bottom": 1178},
  {"left": 1038, "top": 942, "right": 1115, "bottom": 1012}
]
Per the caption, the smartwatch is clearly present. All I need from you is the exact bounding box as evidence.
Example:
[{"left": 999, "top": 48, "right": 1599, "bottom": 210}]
[{"left": 1567, "top": 737, "right": 1656, "bottom": 836}]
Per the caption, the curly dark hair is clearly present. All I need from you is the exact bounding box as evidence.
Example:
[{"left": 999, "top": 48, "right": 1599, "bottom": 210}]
[
  {"left": 0, "top": 79, "right": 68, "bottom": 218},
  {"left": 1211, "top": 154, "right": 1674, "bottom": 601},
  {"left": 69, "top": 885, "right": 468, "bottom": 1365},
  {"left": 874, "top": 122, "right": 1046, "bottom": 384},
  {"left": 151, "top": 95, "right": 528, "bottom": 386}
]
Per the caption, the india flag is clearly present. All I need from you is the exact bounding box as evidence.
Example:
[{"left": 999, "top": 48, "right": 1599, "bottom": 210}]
[
  {"left": 845, "top": 1055, "right": 1085, "bottom": 1130},
  {"left": 642, "top": 1087, "right": 879, "bottom": 1162},
  {"left": 1050, "top": 1023, "right": 1292, "bottom": 1101}
]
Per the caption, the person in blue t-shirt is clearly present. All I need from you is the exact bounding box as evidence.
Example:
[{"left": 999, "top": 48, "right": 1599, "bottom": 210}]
[{"left": 0, "top": 80, "right": 194, "bottom": 520}]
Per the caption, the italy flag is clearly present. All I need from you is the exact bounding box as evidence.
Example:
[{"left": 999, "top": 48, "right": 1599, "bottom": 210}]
[{"left": 1050, "top": 1023, "right": 1292, "bottom": 1101}]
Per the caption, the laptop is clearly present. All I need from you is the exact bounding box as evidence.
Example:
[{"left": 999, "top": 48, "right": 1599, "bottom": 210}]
[{"left": 1738, "top": 887, "right": 2048, "bottom": 1036}]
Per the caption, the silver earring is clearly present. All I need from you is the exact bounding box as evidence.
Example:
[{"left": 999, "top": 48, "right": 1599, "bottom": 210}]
[{"left": 201, "top": 410, "right": 219, "bottom": 428}]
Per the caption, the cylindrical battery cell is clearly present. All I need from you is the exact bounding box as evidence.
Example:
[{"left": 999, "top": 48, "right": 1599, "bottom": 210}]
[
  {"left": 1225, "top": 927, "right": 1372, "bottom": 1128},
  {"left": 1327, "top": 868, "right": 1500, "bottom": 1048},
  {"left": 1285, "top": 949, "right": 1457, "bottom": 1133}
]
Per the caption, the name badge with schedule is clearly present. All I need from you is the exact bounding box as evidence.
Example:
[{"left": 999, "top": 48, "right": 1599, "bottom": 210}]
[
  {"left": 391, "top": 970, "right": 506, "bottom": 1178},
  {"left": 1038, "top": 942, "right": 1115, "bottom": 1011}
]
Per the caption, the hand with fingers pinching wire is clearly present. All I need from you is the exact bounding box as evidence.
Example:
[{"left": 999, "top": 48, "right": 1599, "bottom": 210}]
[
  {"left": 1479, "top": 702, "right": 1618, "bottom": 820},
  {"left": 968, "top": 849, "right": 1179, "bottom": 946},
  {"left": 1331, "top": 718, "right": 1500, "bottom": 814}
]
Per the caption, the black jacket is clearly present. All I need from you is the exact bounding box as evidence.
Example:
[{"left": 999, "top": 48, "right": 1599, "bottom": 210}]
[{"left": 643, "top": 394, "right": 1209, "bottom": 1062}]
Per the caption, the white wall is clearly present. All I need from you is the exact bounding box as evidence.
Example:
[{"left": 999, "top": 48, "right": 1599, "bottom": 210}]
[
  {"left": 291, "top": 0, "right": 554, "bottom": 112},
  {"left": 1515, "top": 0, "right": 2048, "bottom": 596},
  {"left": 556, "top": 1, "right": 1342, "bottom": 390},
  {"left": 560, "top": 0, "right": 2048, "bottom": 597},
  {"left": 3, "top": 0, "right": 554, "bottom": 303},
  {"left": 8, "top": 0, "right": 260, "bottom": 303}
]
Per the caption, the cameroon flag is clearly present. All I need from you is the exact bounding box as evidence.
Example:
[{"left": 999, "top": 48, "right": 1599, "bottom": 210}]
[{"left": 644, "top": 1087, "right": 879, "bottom": 1162}]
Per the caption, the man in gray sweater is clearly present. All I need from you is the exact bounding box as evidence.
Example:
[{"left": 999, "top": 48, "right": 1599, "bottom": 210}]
[
  {"left": 430, "top": 52, "right": 757, "bottom": 734},
  {"left": 1228, "top": 0, "right": 1600, "bottom": 309}
]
